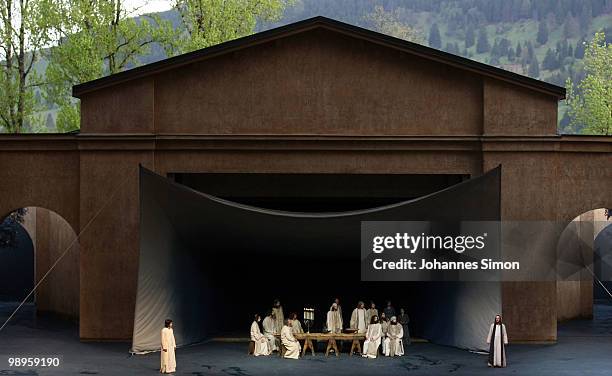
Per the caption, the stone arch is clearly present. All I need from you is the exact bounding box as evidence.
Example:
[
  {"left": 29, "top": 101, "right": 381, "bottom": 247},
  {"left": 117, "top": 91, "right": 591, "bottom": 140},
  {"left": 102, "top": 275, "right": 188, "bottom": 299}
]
[{"left": 0, "top": 206, "right": 79, "bottom": 319}]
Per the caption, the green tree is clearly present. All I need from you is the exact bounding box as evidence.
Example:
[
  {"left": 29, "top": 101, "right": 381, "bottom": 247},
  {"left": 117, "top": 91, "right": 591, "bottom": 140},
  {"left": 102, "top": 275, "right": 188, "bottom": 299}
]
[
  {"left": 476, "top": 28, "right": 490, "bottom": 53},
  {"left": 366, "top": 5, "right": 423, "bottom": 43},
  {"left": 542, "top": 48, "right": 559, "bottom": 70},
  {"left": 464, "top": 25, "right": 475, "bottom": 49},
  {"left": 528, "top": 54, "right": 539, "bottom": 77},
  {"left": 0, "top": 0, "right": 56, "bottom": 133},
  {"left": 175, "top": 0, "right": 289, "bottom": 53},
  {"left": 566, "top": 32, "right": 612, "bottom": 135},
  {"left": 507, "top": 46, "right": 515, "bottom": 61},
  {"left": 536, "top": 20, "right": 548, "bottom": 45},
  {"left": 44, "top": 0, "right": 178, "bottom": 132},
  {"left": 428, "top": 22, "right": 441, "bottom": 49}
]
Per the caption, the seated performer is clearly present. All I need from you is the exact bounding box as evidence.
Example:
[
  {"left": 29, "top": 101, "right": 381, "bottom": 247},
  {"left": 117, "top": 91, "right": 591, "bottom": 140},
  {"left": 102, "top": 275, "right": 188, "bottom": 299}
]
[
  {"left": 290, "top": 312, "right": 304, "bottom": 334},
  {"left": 350, "top": 301, "right": 367, "bottom": 333},
  {"left": 326, "top": 303, "right": 343, "bottom": 333},
  {"left": 281, "top": 319, "right": 301, "bottom": 359},
  {"left": 362, "top": 315, "right": 382, "bottom": 359},
  {"left": 384, "top": 316, "right": 404, "bottom": 357},
  {"left": 262, "top": 311, "right": 278, "bottom": 352},
  {"left": 486, "top": 314, "right": 508, "bottom": 368},
  {"left": 160, "top": 319, "right": 176, "bottom": 374},
  {"left": 250, "top": 314, "right": 271, "bottom": 356},
  {"left": 379, "top": 312, "right": 389, "bottom": 354}
]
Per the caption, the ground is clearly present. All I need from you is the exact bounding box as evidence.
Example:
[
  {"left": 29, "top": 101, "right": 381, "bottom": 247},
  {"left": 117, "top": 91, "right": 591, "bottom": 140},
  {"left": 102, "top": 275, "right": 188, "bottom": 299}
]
[{"left": 1, "top": 302, "right": 611, "bottom": 376}]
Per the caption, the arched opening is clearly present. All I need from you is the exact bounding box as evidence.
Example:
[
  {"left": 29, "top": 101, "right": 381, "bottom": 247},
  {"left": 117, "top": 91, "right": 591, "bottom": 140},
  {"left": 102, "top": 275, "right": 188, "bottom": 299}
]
[
  {"left": 556, "top": 208, "right": 612, "bottom": 337},
  {"left": 0, "top": 207, "right": 79, "bottom": 326}
]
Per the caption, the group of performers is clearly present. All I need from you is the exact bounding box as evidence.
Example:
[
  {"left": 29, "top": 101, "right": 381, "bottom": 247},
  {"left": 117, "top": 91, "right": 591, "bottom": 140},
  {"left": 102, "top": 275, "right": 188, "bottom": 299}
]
[
  {"left": 160, "top": 303, "right": 508, "bottom": 373},
  {"left": 249, "top": 298, "right": 411, "bottom": 359}
]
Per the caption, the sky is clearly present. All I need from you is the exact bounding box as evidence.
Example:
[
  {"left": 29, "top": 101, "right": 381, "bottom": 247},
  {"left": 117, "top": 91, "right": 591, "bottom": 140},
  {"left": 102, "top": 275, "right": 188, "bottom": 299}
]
[{"left": 125, "top": 0, "right": 174, "bottom": 16}]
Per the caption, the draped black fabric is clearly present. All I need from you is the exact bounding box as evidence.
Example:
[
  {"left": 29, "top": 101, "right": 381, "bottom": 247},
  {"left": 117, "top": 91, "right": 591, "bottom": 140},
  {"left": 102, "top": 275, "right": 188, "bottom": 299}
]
[{"left": 132, "top": 166, "right": 501, "bottom": 353}]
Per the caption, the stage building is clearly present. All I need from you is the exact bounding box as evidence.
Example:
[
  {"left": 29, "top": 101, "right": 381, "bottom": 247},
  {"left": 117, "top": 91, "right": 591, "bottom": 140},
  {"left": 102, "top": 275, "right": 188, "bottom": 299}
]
[{"left": 0, "top": 17, "right": 610, "bottom": 345}]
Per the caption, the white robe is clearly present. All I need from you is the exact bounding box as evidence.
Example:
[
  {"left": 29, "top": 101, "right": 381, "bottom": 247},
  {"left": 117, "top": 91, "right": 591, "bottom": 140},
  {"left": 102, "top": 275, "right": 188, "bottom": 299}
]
[
  {"left": 292, "top": 319, "right": 304, "bottom": 334},
  {"left": 486, "top": 323, "right": 508, "bottom": 367},
  {"left": 160, "top": 327, "right": 176, "bottom": 373},
  {"left": 326, "top": 310, "right": 343, "bottom": 333},
  {"left": 362, "top": 323, "right": 382, "bottom": 358},
  {"left": 262, "top": 316, "right": 278, "bottom": 352},
  {"left": 350, "top": 308, "right": 367, "bottom": 333},
  {"left": 272, "top": 306, "right": 284, "bottom": 333},
  {"left": 384, "top": 323, "right": 404, "bottom": 357},
  {"left": 281, "top": 325, "right": 301, "bottom": 359},
  {"left": 250, "top": 321, "right": 271, "bottom": 356}
]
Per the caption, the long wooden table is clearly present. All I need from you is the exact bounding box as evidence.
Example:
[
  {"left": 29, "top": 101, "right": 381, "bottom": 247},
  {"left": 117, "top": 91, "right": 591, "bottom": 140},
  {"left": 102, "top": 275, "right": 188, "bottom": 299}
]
[{"left": 292, "top": 332, "right": 366, "bottom": 357}]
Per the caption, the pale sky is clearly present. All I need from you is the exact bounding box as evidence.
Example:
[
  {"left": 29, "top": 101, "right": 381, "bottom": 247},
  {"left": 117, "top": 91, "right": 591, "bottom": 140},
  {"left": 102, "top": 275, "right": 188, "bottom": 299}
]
[{"left": 124, "top": 0, "right": 175, "bottom": 16}]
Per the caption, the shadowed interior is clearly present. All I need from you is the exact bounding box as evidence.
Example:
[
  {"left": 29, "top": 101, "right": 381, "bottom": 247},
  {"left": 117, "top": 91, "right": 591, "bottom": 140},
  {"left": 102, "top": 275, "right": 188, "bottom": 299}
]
[{"left": 132, "top": 167, "right": 501, "bottom": 352}]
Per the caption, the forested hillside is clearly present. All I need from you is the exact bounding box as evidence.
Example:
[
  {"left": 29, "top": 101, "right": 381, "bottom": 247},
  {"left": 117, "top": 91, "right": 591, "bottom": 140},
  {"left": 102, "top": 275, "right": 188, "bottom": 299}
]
[
  {"left": 7, "top": 0, "right": 611, "bottom": 134},
  {"left": 259, "top": 0, "right": 612, "bottom": 132}
]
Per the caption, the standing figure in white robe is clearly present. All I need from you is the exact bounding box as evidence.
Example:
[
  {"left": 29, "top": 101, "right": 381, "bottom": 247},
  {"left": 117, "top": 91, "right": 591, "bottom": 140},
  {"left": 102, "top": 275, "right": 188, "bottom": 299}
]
[
  {"left": 384, "top": 316, "right": 404, "bottom": 357},
  {"left": 250, "top": 315, "right": 271, "bottom": 356},
  {"left": 350, "top": 301, "right": 367, "bottom": 333},
  {"left": 272, "top": 299, "right": 284, "bottom": 334},
  {"left": 333, "top": 298, "right": 343, "bottom": 322},
  {"left": 362, "top": 315, "right": 382, "bottom": 358},
  {"left": 326, "top": 303, "right": 343, "bottom": 333},
  {"left": 365, "top": 302, "right": 378, "bottom": 329},
  {"left": 289, "top": 313, "right": 304, "bottom": 334},
  {"left": 486, "top": 315, "right": 508, "bottom": 368},
  {"left": 160, "top": 319, "right": 176, "bottom": 374},
  {"left": 281, "top": 320, "right": 301, "bottom": 359},
  {"left": 262, "top": 312, "right": 278, "bottom": 352}
]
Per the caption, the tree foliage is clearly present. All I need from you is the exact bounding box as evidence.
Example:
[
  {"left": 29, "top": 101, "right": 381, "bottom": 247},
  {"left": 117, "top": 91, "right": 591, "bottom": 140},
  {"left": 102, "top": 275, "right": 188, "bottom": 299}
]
[
  {"left": 365, "top": 5, "right": 423, "bottom": 43},
  {"left": 174, "top": 0, "right": 289, "bottom": 53},
  {"left": 0, "top": 0, "right": 57, "bottom": 133},
  {"left": 44, "top": 0, "right": 178, "bottom": 132},
  {"left": 428, "top": 22, "right": 441, "bottom": 48},
  {"left": 566, "top": 31, "right": 611, "bottom": 135}
]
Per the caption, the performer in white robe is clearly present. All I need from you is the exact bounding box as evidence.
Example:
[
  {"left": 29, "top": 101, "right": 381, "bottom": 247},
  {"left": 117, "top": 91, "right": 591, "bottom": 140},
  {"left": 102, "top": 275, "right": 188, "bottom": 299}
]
[
  {"left": 365, "top": 302, "right": 378, "bottom": 329},
  {"left": 486, "top": 314, "right": 508, "bottom": 368},
  {"left": 160, "top": 319, "right": 176, "bottom": 374},
  {"left": 281, "top": 320, "right": 301, "bottom": 359},
  {"left": 333, "top": 298, "right": 343, "bottom": 320},
  {"left": 272, "top": 299, "right": 284, "bottom": 334},
  {"left": 379, "top": 312, "right": 389, "bottom": 354},
  {"left": 350, "top": 301, "right": 367, "bottom": 333},
  {"left": 362, "top": 315, "right": 382, "bottom": 358},
  {"left": 250, "top": 315, "right": 271, "bottom": 356},
  {"left": 384, "top": 316, "right": 404, "bottom": 357},
  {"left": 262, "top": 312, "right": 278, "bottom": 352},
  {"left": 289, "top": 313, "right": 304, "bottom": 334},
  {"left": 326, "top": 303, "right": 343, "bottom": 333}
]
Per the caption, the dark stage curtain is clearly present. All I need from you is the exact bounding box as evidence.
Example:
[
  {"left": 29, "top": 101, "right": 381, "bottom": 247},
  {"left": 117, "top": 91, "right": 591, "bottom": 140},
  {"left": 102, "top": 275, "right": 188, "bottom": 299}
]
[{"left": 132, "top": 166, "right": 501, "bottom": 353}]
